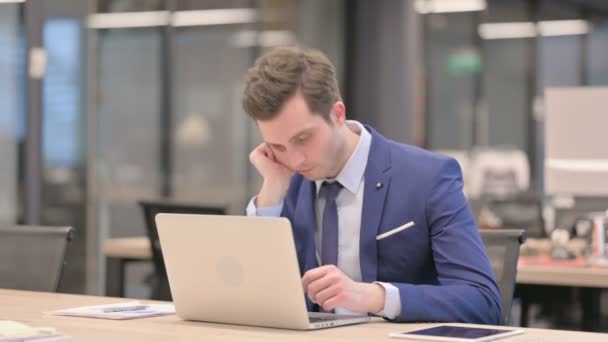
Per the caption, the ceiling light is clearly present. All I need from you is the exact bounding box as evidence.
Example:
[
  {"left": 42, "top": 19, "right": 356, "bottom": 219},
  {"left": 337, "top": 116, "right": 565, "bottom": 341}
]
[{"left": 415, "top": 0, "right": 486, "bottom": 14}]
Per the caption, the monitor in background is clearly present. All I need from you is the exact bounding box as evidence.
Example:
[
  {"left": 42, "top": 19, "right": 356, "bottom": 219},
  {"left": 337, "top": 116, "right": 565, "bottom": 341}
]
[
  {"left": 544, "top": 87, "right": 608, "bottom": 255},
  {"left": 545, "top": 87, "right": 608, "bottom": 197}
]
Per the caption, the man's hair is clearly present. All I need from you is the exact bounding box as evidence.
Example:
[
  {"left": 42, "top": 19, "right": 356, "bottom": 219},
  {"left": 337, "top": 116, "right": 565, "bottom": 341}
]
[{"left": 242, "top": 46, "right": 342, "bottom": 121}]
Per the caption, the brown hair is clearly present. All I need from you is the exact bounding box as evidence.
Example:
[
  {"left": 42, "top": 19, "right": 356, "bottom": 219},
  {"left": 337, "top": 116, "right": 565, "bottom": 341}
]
[{"left": 242, "top": 46, "right": 341, "bottom": 121}]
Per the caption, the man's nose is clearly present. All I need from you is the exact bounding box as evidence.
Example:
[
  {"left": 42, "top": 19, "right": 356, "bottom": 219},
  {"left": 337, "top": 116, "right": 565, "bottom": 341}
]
[{"left": 288, "top": 147, "right": 306, "bottom": 169}]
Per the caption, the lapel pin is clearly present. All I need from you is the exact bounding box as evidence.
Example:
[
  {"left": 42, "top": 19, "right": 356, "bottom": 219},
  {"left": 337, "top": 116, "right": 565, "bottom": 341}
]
[{"left": 376, "top": 182, "right": 383, "bottom": 189}]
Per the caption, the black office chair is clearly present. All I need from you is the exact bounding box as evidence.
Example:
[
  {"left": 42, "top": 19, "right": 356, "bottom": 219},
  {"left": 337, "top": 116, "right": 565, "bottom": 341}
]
[
  {"left": 138, "top": 200, "right": 225, "bottom": 300},
  {"left": 479, "top": 229, "right": 526, "bottom": 325},
  {"left": 0, "top": 225, "right": 74, "bottom": 292}
]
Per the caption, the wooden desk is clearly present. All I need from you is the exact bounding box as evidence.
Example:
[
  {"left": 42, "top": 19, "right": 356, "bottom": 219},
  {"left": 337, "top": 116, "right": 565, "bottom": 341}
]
[
  {"left": 1, "top": 289, "right": 607, "bottom": 341},
  {"left": 103, "top": 237, "right": 151, "bottom": 260},
  {"left": 517, "top": 258, "right": 608, "bottom": 288},
  {"left": 516, "top": 255, "right": 608, "bottom": 331},
  {"left": 103, "top": 237, "right": 151, "bottom": 297}
]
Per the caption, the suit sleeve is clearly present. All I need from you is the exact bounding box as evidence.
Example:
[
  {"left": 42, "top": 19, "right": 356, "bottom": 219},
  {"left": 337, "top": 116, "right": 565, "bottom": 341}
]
[{"left": 389, "top": 158, "right": 502, "bottom": 324}]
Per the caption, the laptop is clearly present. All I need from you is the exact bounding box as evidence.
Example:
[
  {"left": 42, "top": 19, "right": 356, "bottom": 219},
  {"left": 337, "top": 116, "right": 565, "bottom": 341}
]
[{"left": 155, "top": 213, "right": 370, "bottom": 330}]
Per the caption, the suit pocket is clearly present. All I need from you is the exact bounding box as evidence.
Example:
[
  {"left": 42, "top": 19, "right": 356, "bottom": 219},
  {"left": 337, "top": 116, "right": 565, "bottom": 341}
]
[{"left": 376, "top": 221, "right": 415, "bottom": 240}]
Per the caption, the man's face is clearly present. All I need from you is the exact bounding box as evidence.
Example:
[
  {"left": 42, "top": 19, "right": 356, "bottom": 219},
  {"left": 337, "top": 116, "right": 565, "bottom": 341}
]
[{"left": 257, "top": 92, "right": 345, "bottom": 180}]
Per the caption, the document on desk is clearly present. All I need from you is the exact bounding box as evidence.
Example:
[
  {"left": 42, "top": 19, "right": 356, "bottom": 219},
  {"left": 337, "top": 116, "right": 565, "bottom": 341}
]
[
  {"left": 45, "top": 301, "right": 175, "bottom": 320},
  {"left": 0, "top": 320, "right": 68, "bottom": 341}
]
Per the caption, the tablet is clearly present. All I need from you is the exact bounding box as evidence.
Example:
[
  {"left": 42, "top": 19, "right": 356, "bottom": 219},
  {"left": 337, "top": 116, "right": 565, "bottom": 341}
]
[{"left": 389, "top": 325, "right": 524, "bottom": 342}]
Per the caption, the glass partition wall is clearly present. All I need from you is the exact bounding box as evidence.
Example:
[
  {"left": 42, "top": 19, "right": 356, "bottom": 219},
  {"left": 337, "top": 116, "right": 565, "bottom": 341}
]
[
  {"left": 86, "top": 0, "right": 345, "bottom": 295},
  {"left": 0, "top": 2, "right": 23, "bottom": 225},
  {"left": 422, "top": 0, "right": 608, "bottom": 195},
  {"left": 0, "top": 0, "right": 344, "bottom": 296}
]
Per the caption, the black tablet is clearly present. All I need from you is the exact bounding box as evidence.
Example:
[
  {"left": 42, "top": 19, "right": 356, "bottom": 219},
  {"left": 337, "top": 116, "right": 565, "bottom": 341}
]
[{"left": 389, "top": 325, "right": 524, "bottom": 342}]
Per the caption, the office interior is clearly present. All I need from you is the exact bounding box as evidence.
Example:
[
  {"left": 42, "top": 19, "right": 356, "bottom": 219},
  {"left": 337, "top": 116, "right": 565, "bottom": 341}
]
[{"left": 1, "top": 0, "right": 608, "bottom": 334}]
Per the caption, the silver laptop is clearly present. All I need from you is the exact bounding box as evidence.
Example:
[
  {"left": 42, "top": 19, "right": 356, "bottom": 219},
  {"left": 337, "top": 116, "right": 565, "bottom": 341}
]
[{"left": 155, "top": 213, "right": 370, "bottom": 330}]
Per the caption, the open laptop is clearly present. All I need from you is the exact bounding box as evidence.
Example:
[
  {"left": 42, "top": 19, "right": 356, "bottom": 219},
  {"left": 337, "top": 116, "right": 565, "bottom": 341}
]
[{"left": 155, "top": 213, "right": 370, "bottom": 330}]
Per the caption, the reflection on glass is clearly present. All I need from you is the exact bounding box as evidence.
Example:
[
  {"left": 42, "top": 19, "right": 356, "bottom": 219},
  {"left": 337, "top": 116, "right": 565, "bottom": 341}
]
[
  {"left": 589, "top": 19, "right": 608, "bottom": 86},
  {"left": 482, "top": 39, "right": 529, "bottom": 150},
  {"left": 43, "top": 19, "right": 81, "bottom": 168},
  {"left": 172, "top": 28, "right": 252, "bottom": 212},
  {"left": 41, "top": 17, "right": 86, "bottom": 294},
  {"left": 97, "top": 29, "right": 162, "bottom": 237},
  {"left": 0, "top": 4, "right": 23, "bottom": 223},
  {"left": 539, "top": 36, "right": 582, "bottom": 89},
  {"left": 427, "top": 13, "right": 477, "bottom": 150}
]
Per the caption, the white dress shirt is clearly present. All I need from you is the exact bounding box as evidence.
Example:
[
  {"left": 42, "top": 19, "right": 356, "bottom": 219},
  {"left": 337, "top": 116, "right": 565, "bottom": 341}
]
[{"left": 246, "top": 120, "right": 401, "bottom": 319}]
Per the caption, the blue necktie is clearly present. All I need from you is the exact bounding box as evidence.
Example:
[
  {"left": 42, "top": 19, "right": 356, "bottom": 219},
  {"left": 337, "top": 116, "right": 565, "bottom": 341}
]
[{"left": 321, "top": 181, "right": 343, "bottom": 266}]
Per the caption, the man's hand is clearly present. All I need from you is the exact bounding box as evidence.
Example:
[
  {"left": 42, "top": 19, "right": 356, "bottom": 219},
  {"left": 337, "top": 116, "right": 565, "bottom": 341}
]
[
  {"left": 302, "top": 265, "right": 385, "bottom": 313},
  {"left": 249, "top": 143, "right": 293, "bottom": 207}
]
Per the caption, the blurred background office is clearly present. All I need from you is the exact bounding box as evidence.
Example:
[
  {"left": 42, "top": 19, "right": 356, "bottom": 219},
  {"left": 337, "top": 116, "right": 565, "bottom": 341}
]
[{"left": 1, "top": 0, "right": 608, "bottom": 331}]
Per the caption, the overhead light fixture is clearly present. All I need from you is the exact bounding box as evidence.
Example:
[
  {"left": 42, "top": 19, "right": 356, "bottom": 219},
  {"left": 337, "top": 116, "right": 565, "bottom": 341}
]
[
  {"left": 172, "top": 8, "right": 257, "bottom": 27},
  {"left": 87, "top": 11, "right": 169, "bottom": 29},
  {"left": 414, "top": 0, "right": 486, "bottom": 14},
  {"left": 0, "top": 0, "right": 26, "bottom": 3},
  {"left": 538, "top": 19, "right": 590, "bottom": 36},
  {"left": 479, "top": 19, "right": 591, "bottom": 40},
  {"left": 478, "top": 22, "right": 536, "bottom": 40},
  {"left": 87, "top": 9, "right": 258, "bottom": 29},
  {"left": 231, "top": 30, "right": 295, "bottom": 48},
  {"left": 546, "top": 159, "right": 608, "bottom": 172}
]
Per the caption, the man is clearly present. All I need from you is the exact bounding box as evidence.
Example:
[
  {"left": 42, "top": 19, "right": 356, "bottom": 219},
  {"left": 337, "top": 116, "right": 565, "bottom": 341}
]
[{"left": 243, "top": 46, "right": 501, "bottom": 324}]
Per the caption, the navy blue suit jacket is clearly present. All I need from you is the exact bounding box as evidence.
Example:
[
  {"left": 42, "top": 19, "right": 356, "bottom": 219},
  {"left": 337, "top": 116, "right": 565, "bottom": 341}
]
[{"left": 281, "top": 126, "right": 501, "bottom": 324}]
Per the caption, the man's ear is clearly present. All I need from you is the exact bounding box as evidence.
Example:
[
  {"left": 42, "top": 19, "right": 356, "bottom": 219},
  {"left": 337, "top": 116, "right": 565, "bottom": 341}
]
[{"left": 331, "top": 101, "right": 346, "bottom": 125}]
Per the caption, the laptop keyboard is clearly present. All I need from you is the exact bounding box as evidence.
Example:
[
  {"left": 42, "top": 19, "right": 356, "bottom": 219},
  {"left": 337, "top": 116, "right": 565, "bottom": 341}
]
[{"left": 309, "top": 316, "right": 340, "bottom": 323}]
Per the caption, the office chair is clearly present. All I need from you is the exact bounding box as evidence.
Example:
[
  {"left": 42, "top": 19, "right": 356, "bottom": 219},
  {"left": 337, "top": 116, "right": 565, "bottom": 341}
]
[
  {"left": 0, "top": 225, "right": 74, "bottom": 292},
  {"left": 138, "top": 200, "right": 225, "bottom": 300},
  {"left": 479, "top": 229, "right": 526, "bottom": 325}
]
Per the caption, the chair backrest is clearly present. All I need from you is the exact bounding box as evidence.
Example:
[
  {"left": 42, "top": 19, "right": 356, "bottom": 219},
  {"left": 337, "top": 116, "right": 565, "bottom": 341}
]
[
  {"left": 138, "top": 200, "right": 225, "bottom": 300},
  {"left": 479, "top": 229, "right": 526, "bottom": 326},
  {"left": 0, "top": 225, "right": 74, "bottom": 292}
]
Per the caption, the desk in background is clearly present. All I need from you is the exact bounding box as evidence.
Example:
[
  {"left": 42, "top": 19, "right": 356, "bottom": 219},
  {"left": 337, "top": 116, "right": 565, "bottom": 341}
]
[
  {"left": 2, "top": 289, "right": 607, "bottom": 341},
  {"left": 516, "top": 238, "right": 608, "bottom": 332},
  {"left": 103, "top": 237, "right": 607, "bottom": 291},
  {"left": 516, "top": 255, "right": 608, "bottom": 332},
  {"left": 103, "top": 237, "right": 151, "bottom": 297}
]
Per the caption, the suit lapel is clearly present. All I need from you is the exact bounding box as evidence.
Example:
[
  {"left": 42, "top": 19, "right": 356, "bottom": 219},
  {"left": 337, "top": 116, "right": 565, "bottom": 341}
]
[{"left": 360, "top": 127, "right": 392, "bottom": 283}]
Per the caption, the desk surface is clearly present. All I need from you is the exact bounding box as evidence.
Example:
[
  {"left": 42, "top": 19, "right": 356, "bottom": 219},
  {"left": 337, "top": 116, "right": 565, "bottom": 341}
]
[
  {"left": 1, "top": 289, "right": 606, "bottom": 341},
  {"left": 516, "top": 257, "right": 608, "bottom": 287}
]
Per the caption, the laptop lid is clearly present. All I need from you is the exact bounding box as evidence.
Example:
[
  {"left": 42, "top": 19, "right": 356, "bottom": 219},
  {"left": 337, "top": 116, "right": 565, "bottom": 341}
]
[{"left": 156, "top": 213, "right": 317, "bottom": 330}]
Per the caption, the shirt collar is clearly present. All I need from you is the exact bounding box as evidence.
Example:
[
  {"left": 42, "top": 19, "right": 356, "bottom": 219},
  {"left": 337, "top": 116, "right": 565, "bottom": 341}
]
[{"left": 315, "top": 120, "right": 371, "bottom": 196}]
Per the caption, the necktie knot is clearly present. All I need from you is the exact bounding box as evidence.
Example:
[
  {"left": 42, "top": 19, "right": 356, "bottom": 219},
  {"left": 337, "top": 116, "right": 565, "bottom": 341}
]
[{"left": 321, "top": 181, "right": 342, "bottom": 201}]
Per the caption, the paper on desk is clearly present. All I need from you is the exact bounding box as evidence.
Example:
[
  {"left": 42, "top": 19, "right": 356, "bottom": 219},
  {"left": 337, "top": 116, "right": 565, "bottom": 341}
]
[
  {"left": 0, "top": 320, "right": 68, "bottom": 341},
  {"left": 45, "top": 301, "right": 175, "bottom": 320}
]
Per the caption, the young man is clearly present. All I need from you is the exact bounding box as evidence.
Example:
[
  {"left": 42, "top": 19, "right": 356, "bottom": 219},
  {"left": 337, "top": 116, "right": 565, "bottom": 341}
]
[{"left": 243, "top": 47, "right": 501, "bottom": 324}]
